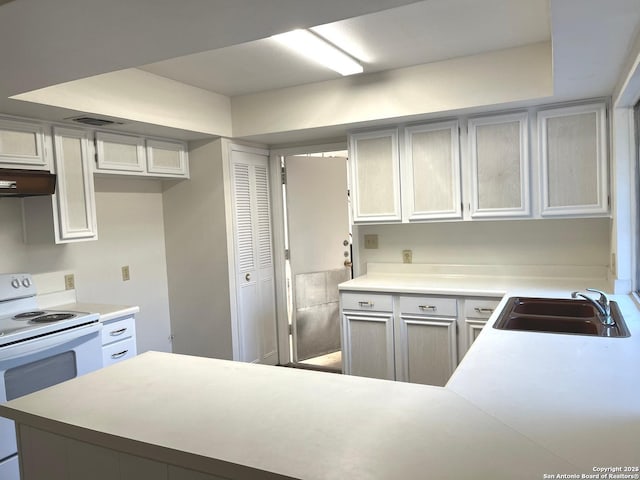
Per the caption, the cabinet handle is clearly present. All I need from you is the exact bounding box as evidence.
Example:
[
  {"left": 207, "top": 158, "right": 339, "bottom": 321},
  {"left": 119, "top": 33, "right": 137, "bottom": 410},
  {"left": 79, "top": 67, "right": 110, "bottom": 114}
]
[
  {"left": 0, "top": 181, "right": 17, "bottom": 189},
  {"left": 111, "top": 350, "right": 129, "bottom": 359},
  {"left": 358, "top": 301, "right": 374, "bottom": 307},
  {"left": 474, "top": 307, "right": 494, "bottom": 314},
  {"left": 419, "top": 305, "right": 437, "bottom": 311},
  {"left": 110, "top": 328, "right": 127, "bottom": 336}
]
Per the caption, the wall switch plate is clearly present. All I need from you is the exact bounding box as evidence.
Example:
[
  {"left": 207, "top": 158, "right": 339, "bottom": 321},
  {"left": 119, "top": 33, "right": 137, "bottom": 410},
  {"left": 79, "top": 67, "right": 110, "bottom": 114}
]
[
  {"left": 364, "top": 234, "right": 378, "bottom": 249},
  {"left": 64, "top": 274, "right": 75, "bottom": 290},
  {"left": 122, "top": 265, "right": 130, "bottom": 281},
  {"left": 402, "top": 250, "right": 413, "bottom": 264}
]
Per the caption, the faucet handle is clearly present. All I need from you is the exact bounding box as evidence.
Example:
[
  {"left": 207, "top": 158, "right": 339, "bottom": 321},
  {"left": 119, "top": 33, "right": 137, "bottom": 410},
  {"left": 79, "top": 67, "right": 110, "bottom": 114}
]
[{"left": 585, "top": 288, "right": 610, "bottom": 314}]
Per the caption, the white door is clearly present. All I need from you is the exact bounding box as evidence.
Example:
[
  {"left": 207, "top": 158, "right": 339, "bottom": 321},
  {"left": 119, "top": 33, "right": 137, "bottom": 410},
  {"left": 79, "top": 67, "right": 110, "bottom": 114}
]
[
  {"left": 230, "top": 149, "right": 277, "bottom": 365},
  {"left": 285, "top": 154, "right": 351, "bottom": 363}
]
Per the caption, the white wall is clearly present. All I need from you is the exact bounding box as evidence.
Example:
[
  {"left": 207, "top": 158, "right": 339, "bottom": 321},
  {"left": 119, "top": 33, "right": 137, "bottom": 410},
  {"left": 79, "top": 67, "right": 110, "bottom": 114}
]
[
  {"left": 355, "top": 218, "right": 611, "bottom": 273},
  {"left": 231, "top": 42, "right": 552, "bottom": 139},
  {"left": 162, "top": 138, "right": 234, "bottom": 360},
  {"left": 0, "top": 177, "right": 173, "bottom": 354}
]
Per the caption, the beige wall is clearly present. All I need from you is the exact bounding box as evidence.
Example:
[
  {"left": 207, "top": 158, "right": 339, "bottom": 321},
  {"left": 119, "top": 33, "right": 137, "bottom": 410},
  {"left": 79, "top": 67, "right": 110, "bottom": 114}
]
[
  {"left": 355, "top": 218, "right": 612, "bottom": 273},
  {"left": 231, "top": 42, "right": 552, "bottom": 139},
  {"left": 162, "top": 138, "right": 234, "bottom": 360},
  {"left": 0, "top": 177, "right": 172, "bottom": 354}
]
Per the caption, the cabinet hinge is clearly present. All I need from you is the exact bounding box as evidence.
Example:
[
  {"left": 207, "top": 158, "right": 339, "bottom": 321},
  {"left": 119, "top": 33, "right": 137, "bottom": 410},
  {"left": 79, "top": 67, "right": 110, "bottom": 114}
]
[
  {"left": 288, "top": 324, "right": 293, "bottom": 335},
  {"left": 284, "top": 249, "right": 290, "bottom": 260},
  {"left": 461, "top": 202, "right": 464, "bottom": 212},
  {"left": 93, "top": 138, "right": 98, "bottom": 164},
  {"left": 281, "top": 165, "right": 287, "bottom": 185},
  {"left": 607, "top": 195, "right": 611, "bottom": 208}
]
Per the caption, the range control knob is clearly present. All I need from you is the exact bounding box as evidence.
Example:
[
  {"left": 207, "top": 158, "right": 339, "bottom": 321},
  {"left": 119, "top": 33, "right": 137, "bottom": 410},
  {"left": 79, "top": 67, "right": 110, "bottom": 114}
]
[
  {"left": 11, "top": 278, "right": 20, "bottom": 289},
  {"left": 21, "top": 278, "right": 31, "bottom": 288}
]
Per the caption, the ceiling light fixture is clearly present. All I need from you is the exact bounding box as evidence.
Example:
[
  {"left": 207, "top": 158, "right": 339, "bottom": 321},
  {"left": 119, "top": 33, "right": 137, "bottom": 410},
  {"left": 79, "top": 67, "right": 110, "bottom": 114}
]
[{"left": 271, "top": 29, "right": 364, "bottom": 76}]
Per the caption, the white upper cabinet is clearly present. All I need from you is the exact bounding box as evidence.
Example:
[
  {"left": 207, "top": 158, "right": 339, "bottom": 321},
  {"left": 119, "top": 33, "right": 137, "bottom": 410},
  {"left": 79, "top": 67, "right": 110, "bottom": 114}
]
[
  {"left": 538, "top": 103, "right": 608, "bottom": 217},
  {"left": 349, "top": 129, "right": 401, "bottom": 223},
  {"left": 468, "top": 112, "right": 530, "bottom": 218},
  {"left": 0, "top": 118, "right": 47, "bottom": 170},
  {"left": 95, "top": 133, "right": 189, "bottom": 178},
  {"left": 52, "top": 127, "right": 98, "bottom": 243},
  {"left": 146, "top": 139, "right": 189, "bottom": 178},
  {"left": 403, "top": 121, "right": 461, "bottom": 221},
  {"left": 95, "top": 132, "right": 146, "bottom": 173}
]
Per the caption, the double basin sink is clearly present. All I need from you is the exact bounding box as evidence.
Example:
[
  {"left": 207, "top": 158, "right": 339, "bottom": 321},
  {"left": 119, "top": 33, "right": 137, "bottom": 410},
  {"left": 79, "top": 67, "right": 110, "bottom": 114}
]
[{"left": 494, "top": 297, "right": 630, "bottom": 337}]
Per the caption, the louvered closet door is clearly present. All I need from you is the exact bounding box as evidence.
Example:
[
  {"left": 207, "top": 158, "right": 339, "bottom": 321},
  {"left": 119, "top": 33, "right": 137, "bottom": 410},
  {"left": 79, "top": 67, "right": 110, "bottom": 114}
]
[{"left": 231, "top": 150, "right": 277, "bottom": 365}]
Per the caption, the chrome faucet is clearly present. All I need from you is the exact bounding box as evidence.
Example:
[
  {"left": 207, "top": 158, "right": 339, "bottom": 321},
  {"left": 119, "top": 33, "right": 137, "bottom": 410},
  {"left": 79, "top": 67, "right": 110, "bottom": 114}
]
[{"left": 571, "top": 288, "right": 614, "bottom": 326}]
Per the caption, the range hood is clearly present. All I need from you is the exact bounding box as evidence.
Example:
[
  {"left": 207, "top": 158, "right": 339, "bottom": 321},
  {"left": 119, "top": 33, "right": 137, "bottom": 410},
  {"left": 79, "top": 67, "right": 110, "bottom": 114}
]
[{"left": 0, "top": 169, "right": 56, "bottom": 197}]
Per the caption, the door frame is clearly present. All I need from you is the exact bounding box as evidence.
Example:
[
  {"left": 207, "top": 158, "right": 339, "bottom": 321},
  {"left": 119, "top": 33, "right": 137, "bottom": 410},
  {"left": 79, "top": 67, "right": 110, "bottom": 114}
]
[{"left": 270, "top": 141, "right": 348, "bottom": 365}]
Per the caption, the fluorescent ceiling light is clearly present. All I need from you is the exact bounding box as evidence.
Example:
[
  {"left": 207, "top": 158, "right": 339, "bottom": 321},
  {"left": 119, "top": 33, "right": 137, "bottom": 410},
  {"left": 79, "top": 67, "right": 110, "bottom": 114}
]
[{"left": 271, "top": 29, "right": 364, "bottom": 76}]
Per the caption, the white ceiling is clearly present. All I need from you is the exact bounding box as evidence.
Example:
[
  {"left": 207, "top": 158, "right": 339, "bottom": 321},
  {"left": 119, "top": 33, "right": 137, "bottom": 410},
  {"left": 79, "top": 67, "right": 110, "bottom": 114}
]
[{"left": 140, "top": 0, "right": 551, "bottom": 97}]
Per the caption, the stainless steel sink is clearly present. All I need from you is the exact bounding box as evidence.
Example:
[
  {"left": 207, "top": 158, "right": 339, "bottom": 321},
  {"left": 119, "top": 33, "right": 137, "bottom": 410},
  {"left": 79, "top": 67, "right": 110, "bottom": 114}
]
[{"left": 493, "top": 297, "right": 630, "bottom": 337}]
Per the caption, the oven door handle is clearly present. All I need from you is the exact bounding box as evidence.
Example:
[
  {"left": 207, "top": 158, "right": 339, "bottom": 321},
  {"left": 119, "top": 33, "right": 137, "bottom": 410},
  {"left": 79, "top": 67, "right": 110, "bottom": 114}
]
[{"left": 0, "top": 322, "right": 102, "bottom": 363}]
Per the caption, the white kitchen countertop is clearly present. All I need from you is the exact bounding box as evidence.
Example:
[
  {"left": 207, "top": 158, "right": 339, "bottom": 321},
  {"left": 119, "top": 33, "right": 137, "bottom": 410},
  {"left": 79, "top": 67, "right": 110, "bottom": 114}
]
[
  {"left": 50, "top": 302, "right": 139, "bottom": 322},
  {"left": 1, "top": 265, "right": 639, "bottom": 479}
]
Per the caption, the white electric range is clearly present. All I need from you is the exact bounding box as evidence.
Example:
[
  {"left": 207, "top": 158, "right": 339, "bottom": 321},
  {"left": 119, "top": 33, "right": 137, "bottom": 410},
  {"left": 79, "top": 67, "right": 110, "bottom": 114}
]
[{"left": 0, "top": 273, "right": 102, "bottom": 480}]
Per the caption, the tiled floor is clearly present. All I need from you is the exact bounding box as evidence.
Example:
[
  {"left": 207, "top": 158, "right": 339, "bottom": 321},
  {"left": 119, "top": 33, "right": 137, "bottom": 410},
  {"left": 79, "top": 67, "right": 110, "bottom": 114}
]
[{"left": 300, "top": 350, "right": 342, "bottom": 372}]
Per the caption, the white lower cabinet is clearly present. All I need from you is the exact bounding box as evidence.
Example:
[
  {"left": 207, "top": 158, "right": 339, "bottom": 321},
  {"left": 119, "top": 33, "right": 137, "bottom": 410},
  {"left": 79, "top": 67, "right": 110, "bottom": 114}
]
[
  {"left": 101, "top": 314, "right": 137, "bottom": 367},
  {"left": 460, "top": 297, "right": 500, "bottom": 362},
  {"left": 341, "top": 291, "right": 501, "bottom": 386},
  {"left": 396, "top": 296, "right": 457, "bottom": 387},
  {"left": 341, "top": 293, "right": 395, "bottom": 380}
]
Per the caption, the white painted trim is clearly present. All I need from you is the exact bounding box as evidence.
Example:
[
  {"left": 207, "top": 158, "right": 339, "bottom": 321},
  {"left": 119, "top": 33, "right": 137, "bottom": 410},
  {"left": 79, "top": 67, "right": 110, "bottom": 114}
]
[
  {"left": 221, "top": 139, "right": 240, "bottom": 361},
  {"left": 270, "top": 141, "right": 347, "bottom": 157},
  {"left": 468, "top": 111, "right": 530, "bottom": 219},
  {"left": 403, "top": 120, "right": 462, "bottom": 221},
  {"left": 538, "top": 102, "right": 609, "bottom": 217},
  {"left": 269, "top": 152, "right": 289, "bottom": 366}
]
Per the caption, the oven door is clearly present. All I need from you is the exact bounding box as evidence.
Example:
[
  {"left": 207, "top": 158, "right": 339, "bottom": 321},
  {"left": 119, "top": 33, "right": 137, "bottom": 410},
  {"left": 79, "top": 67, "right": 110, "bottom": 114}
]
[{"left": 0, "top": 322, "right": 102, "bottom": 462}]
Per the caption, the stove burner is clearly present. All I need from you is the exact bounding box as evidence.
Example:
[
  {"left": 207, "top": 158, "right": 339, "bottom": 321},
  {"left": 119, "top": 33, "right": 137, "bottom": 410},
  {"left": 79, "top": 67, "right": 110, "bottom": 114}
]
[
  {"left": 13, "top": 311, "right": 46, "bottom": 319},
  {"left": 30, "top": 313, "right": 76, "bottom": 323}
]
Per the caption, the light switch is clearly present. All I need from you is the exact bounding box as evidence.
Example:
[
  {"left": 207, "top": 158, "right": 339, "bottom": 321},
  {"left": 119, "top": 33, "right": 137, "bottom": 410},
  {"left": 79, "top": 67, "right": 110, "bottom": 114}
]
[
  {"left": 364, "top": 234, "right": 378, "bottom": 249},
  {"left": 122, "top": 266, "right": 130, "bottom": 281}
]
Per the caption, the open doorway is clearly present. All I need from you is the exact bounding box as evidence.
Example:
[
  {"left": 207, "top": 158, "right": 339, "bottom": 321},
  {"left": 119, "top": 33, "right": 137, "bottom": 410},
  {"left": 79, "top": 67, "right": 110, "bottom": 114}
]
[{"left": 280, "top": 150, "right": 352, "bottom": 372}]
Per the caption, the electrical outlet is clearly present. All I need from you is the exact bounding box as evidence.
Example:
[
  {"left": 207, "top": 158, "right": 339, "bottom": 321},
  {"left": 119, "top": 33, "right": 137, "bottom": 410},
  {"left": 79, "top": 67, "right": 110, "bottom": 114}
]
[
  {"left": 364, "top": 234, "right": 378, "bottom": 249},
  {"left": 122, "top": 265, "right": 130, "bottom": 281},
  {"left": 64, "top": 274, "right": 75, "bottom": 290},
  {"left": 402, "top": 250, "right": 413, "bottom": 264}
]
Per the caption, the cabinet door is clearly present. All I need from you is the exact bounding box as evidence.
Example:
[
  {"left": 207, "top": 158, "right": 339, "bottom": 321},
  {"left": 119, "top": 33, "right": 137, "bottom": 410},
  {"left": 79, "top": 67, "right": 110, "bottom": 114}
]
[
  {"left": 95, "top": 132, "right": 145, "bottom": 173},
  {"left": 52, "top": 127, "right": 98, "bottom": 242},
  {"left": 468, "top": 112, "right": 530, "bottom": 218},
  {"left": 146, "top": 139, "right": 189, "bottom": 177},
  {"left": 0, "top": 118, "right": 47, "bottom": 169},
  {"left": 538, "top": 103, "right": 608, "bottom": 216},
  {"left": 396, "top": 314, "right": 457, "bottom": 387},
  {"left": 349, "top": 129, "right": 401, "bottom": 223},
  {"left": 404, "top": 121, "right": 462, "bottom": 221},
  {"left": 342, "top": 312, "right": 395, "bottom": 380}
]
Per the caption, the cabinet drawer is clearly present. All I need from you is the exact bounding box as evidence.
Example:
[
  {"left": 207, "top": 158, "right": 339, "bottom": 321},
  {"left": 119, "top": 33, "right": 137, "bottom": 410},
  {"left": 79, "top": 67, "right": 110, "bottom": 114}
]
[
  {"left": 101, "top": 316, "right": 135, "bottom": 345},
  {"left": 464, "top": 298, "right": 501, "bottom": 319},
  {"left": 102, "top": 338, "right": 136, "bottom": 367},
  {"left": 399, "top": 296, "right": 457, "bottom": 317},
  {"left": 341, "top": 292, "right": 393, "bottom": 312}
]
